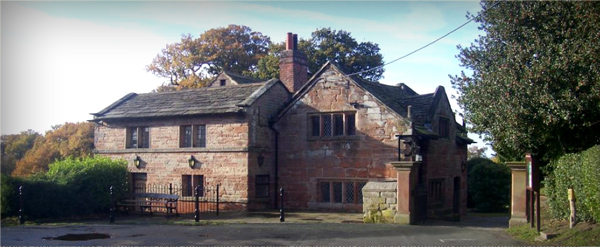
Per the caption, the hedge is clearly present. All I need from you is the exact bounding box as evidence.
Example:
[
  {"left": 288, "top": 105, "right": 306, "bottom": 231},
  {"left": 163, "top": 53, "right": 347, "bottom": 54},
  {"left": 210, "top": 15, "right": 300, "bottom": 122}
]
[
  {"left": 545, "top": 145, "right": 600, "bottom": 222},
  {"left": 467, "top": 158, "right": 511, "bottom": 212},
  {"left": 1, "top": 157, "right": 127, "bottom": 219}
]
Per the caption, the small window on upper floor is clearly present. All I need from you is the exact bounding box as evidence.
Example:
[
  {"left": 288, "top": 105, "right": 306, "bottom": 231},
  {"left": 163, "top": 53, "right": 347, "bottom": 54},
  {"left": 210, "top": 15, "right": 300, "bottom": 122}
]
[
  {"left": 220, "top": 79, "right": 226, "bottom": 86},
  {"left": 126, "top": 126, "right": 149, "bottom": 148},
  {"left": 309, "top": 112, "right": 356, "bottom": 139},
  {"left": 439, "top": 117, "right": 449, "bottom": 138},
  {"left": 180, "top": 125, "right": 207, "bottom": 148}
]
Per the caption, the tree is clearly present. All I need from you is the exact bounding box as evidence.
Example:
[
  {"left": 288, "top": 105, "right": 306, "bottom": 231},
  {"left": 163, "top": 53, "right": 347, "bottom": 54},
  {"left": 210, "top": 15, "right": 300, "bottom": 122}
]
[
  {"left": 467, "top": 145, "right": 488, "bottom": 160},
  {"left": 451, "top": 1, "right": 600, "bottom": 162},
  {"left": 12, "top": 122, "right": 95, "bottom": 177},
  {"left": 1, "top": 130, "right": 42, "bottom": 174},
  {"left": 252, "top": 28, "right": 385, "bottom": 82},
  {"left": 147, "top": 25, "right": 271, "bottom": 90}
]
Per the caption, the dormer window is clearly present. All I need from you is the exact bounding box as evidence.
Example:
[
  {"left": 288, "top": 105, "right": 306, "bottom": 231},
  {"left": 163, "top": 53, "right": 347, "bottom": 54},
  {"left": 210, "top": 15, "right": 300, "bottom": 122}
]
[{"left": 220, "top": 79, "right": 226, "bottom": 86}]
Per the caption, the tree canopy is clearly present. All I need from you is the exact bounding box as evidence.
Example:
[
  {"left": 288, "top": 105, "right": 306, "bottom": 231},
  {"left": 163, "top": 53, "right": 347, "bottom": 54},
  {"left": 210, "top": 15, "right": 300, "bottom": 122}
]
[
  {"left": 451, "top": 1, "right": 600, "bottom": 161},
  {"left": 10, "top": 122, "right": 95, "bottom": 177},
  {"left": 147, "top": 25, "right": 271, "bottom": 91},
  {"left": 252, "top": 28, "right": 385, "bottom": 82},
  {"left": 148, "top": 26, "right": 385, "bottom": 91}
]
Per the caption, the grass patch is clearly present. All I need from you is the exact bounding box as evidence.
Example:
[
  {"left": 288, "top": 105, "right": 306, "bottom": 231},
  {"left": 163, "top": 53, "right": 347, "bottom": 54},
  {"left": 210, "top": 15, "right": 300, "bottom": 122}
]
[
  {"left": 551, "top": 222, "right": 600, "bottom": 246},
  {"left": 507, "top": 224, "right": 539, "bottom": 242}
]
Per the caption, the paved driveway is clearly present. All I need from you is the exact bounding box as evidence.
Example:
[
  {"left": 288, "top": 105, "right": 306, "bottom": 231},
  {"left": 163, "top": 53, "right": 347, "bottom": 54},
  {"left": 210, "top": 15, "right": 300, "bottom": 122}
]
[{"left": 2, "top": 221, "right": 526, "bottom": 246}]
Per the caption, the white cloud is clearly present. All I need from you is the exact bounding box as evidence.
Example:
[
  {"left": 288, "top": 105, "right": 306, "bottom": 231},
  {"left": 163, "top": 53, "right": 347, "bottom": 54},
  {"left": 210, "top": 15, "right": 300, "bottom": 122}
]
[{"left": 1, "top": 3, "right": 168, "bottom": 135}]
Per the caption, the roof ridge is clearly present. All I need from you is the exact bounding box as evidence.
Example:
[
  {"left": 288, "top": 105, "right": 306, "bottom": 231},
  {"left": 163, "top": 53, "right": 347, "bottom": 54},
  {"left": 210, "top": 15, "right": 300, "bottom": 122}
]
[{"left": 137, "top": 83, "right": 265, "bottom": 97}]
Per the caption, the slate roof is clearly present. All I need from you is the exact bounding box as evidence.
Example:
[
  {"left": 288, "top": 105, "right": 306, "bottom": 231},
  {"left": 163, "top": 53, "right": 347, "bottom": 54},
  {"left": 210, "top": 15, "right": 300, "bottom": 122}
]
[
  {"left": 222, "top": 71, "right": 264, "bottom": 84},
  {"left": 92, "top": 81, "right": 274, "bottom": 121},
  {"left": 280, "top": 62, "right": 434, "bottom": 125}
]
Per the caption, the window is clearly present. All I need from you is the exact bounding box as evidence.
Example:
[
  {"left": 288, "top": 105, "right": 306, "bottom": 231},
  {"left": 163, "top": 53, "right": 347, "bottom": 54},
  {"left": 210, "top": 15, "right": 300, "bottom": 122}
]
[
  {"left": 255, "top": 175, "right": 269, "bottom": 198},
  {"left": 429, "top": 179, "right": 444, "bottom": 204},
  {"left": 439, "top": 117, "right": 449, "bottom": 138},
  {"left": 182, "top": 175, "right": 203, "bottom": 197},
  {"left": 220, "top": 79, "right": 226, "bottom": 86},
  {"left": 127, "top": 126, "right": 149, "bottom": 148},
  {"left": 309, "top": 112, "right": 356, "bottom": 138},
  {"left": 320, "top": 180, "right": 366, "bottom": 205},
  {"left": 180, "top": 125, "right": 207, "bottom": 148}
]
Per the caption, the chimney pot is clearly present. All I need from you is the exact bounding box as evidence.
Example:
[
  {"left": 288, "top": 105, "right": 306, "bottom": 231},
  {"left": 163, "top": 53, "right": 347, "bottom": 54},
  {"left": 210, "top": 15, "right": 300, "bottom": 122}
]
[
  {"left": 286, "top": 32, "right": 294, "bottom": 50},
  {"left": 293, "top": 34, "right": 298, "bottom": 50},
  {"left": 407, "top": 105, "right": 412, "bottom": 119}
]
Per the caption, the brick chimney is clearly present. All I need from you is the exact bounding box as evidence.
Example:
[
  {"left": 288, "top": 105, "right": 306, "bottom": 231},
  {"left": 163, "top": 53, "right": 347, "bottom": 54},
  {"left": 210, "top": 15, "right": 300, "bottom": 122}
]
[{"left": 279, "top": 32, "right": 308, "bottom": 93}]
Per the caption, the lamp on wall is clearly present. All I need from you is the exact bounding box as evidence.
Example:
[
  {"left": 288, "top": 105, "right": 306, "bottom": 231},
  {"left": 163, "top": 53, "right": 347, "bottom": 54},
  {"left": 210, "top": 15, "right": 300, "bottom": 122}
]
[
  {"left": 134, "top": 155, "right": 141, "bottom": 168},
  {"left": 461, "top": 161, "right": 466, "bottom": 172},
  {"left": 257, "top": 154, "right": 264, "bottom": 167},
  {"left": 188, "top": 155, "right": 196, "bottom": 168}
]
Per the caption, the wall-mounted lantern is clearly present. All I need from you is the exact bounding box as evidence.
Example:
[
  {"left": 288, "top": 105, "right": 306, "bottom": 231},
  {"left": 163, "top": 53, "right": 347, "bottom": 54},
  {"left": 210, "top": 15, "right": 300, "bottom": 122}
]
[
  {"left": 395, "top": 134, "right": 422, "bottom": 162},
  {"left": 257, "top": 154, "right": 264, "bottom": 167},
  {"left": 134, "top": 155, "right": 141, "bottom": 168},
  {"left": 461, "top": 161, "right": 466, "bottom": 172},
  {"left": 188, "top": 155, "right": 196, "bottom": 168}
]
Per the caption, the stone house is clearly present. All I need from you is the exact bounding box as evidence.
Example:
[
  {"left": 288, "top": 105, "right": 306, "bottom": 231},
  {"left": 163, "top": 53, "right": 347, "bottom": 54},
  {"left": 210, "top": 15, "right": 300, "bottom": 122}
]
[{"left": 91, "top": 33, "right": 472, "bottom": 222}]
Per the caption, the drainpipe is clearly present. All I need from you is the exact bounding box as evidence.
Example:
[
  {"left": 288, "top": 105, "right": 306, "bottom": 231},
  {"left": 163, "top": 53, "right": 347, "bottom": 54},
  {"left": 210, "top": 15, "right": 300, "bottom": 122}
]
[{"left": 269, "top": 121, "right": 280, "bottom": 209}]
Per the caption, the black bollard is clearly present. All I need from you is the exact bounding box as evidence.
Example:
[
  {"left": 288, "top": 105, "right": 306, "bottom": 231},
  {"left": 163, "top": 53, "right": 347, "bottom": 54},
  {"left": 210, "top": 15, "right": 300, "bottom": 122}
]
[
  {"left": 19, "top": 186, "right": 24, "bottom": 225},
  {"left": 280, "top": 188, "right": 285, "bottom": 222},
  {"left": 195, "top": 185, "right": 200, "bottom": 222},
  {"left": 110, "top": 186, "right": 115, "bottom": 223}
]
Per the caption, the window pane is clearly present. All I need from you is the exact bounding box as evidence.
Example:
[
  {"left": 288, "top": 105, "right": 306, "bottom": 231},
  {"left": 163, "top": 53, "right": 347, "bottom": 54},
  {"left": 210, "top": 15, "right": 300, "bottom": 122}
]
[
  {"left": 334, "top": 114, "right": 344, "bottom": 136},
  {"left": 255, "top": 175, "right": 269, "bottom": 198},
  {"left": 333, "top": 182, "right": 342, "bottom": 203},
  {"left": 195, "top": 125, "right": 206, "bottom": 147},
  {"left": 346, "top": 114, "right": 356, "bottom": 136},
  {"left": 182, "top": 175, "right": 192, "bottom": 197},
  {"left": 346, "top": 182, "right": 355, "bottom": 203},
  {"left": 323, "top": 115, "right": 332, "bottom": 136},
  {"left": 181, "top": 126, "right": 192, "bottom": 147},
  {"left": 194, "top": 175, "right": 204, "bottom": 197},
  {"left": 141, "top": 127, "right": 149, "bottom": 148},
  {"left": 321, "top": 182, "right": 330, "bottom": 202},
  {"left": 129, "top": 127, "right": 138, "bottom": 148},
  {"left": 311, "top": 116, "right": 320, "bottom": 137},
  {"left": 357, "top": 182, "right": 366, "bottom": 204}
]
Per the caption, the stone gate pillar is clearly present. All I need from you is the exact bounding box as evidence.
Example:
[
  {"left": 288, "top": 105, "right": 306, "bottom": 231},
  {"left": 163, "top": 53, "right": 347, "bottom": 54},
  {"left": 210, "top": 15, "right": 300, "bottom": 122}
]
[
  {"left": 391, "top": 161, "right": 421, "bottom": 225},
  {"left": 507, "top": 161, "right": 527, "bottom": 227}
]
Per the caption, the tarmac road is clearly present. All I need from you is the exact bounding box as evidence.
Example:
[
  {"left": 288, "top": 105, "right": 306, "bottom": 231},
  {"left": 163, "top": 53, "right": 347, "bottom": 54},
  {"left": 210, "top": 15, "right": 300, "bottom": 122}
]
[{"left": 1, "top": 222, "right": 527, "bottom": 246}]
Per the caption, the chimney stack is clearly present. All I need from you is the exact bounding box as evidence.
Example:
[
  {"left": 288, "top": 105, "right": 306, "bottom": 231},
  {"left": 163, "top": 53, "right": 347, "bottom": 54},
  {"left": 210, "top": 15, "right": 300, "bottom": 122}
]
[{"left": 280, "top": 32, "right": 308, "bottom": 93}]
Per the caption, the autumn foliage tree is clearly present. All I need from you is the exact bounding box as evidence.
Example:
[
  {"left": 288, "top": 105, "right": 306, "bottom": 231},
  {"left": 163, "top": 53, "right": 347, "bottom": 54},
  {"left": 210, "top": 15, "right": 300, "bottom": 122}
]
[
  {"left": 11, "top": 122, "right": 95, "bottom": 177},
  {"left": 148, "top": 26, "right": 385, "bottom": 91},
  {"left": 1, "top": 130, "right": 42, "bottom": 175},
  {"left": 451, "top": 1, "right": 600, "bottom": 162},
  {"left": 146, "top": 25, "right": 271, "bottom": 91}
]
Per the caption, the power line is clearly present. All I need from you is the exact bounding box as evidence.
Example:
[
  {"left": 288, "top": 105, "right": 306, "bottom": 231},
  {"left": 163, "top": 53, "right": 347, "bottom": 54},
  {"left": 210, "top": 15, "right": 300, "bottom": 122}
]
[{"left": 347, "top": 1, "right": 503, "bottom": 77}]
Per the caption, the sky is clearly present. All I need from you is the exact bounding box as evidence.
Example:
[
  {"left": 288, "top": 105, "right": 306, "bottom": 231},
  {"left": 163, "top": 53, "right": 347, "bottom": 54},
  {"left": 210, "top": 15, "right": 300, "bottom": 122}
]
[{"left": 1, "top": 1, "right": 489, "bottom": 151}]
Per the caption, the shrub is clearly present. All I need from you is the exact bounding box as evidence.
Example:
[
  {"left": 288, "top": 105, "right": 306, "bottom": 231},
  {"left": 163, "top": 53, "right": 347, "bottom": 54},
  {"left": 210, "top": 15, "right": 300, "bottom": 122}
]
[
  {"left": 0, "top": 157, "right": 127, "bottom": 219},
  {"left": 467, "top": 158, "right": 511, "bottom": 212},
  {"left": 545, "top": 145, "right": 600, "bottom": 222},
  {"left": 1, "top": 174, "right": 23, "bottom": 218}
]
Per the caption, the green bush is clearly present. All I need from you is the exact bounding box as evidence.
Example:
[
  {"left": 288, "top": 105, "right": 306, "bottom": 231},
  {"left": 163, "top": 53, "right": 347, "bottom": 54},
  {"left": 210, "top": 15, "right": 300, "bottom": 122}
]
[
  {"left": 467, "top": 158, "right": 511, "bottom": 212},
  {"left": 1, "top": 174, "right": 23, "bottom": 217},
  {"left": 0, "top": 157, "right": 127, "bottom": 219},
  {"left": 545, "top": 145, "right": 600, "bottom": 222}
]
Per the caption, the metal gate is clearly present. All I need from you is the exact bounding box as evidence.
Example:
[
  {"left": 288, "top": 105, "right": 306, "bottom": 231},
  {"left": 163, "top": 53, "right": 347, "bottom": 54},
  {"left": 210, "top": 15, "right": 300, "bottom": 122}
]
[{"left": 131, "top": 183, "right": 219, "bottom": 215}]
